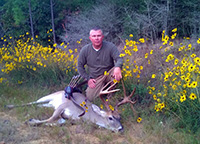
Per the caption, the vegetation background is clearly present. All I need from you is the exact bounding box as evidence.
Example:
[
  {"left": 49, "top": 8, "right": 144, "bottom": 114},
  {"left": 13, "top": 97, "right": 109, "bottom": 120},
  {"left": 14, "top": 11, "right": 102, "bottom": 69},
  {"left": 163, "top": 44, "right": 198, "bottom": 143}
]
[{"left": 0, "top": 0, "right": 200, "bottom": 144}]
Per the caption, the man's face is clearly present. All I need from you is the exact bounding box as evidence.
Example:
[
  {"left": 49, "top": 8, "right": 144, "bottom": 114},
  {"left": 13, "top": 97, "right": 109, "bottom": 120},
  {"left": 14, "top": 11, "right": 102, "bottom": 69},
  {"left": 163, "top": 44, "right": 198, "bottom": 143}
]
[{"left": 89, "top": 30, "right": 104, "bottom": 48}]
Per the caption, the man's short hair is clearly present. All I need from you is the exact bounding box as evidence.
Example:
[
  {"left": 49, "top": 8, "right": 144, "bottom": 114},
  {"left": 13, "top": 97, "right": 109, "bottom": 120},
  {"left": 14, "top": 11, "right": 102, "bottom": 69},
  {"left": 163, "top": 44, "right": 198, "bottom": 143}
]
[{"left": 89, "top": 26, "right": 103, "bottom": 35}]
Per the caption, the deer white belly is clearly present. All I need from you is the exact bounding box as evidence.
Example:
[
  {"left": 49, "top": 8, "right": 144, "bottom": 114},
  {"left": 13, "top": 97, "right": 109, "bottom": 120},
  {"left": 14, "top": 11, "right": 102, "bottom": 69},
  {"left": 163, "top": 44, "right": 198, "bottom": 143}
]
[
  {"left": 63, "top": 108, "right": 80, "bottom": 120},
  {"left": 36, "top": 91, "right": 66, "bottom": 109}
]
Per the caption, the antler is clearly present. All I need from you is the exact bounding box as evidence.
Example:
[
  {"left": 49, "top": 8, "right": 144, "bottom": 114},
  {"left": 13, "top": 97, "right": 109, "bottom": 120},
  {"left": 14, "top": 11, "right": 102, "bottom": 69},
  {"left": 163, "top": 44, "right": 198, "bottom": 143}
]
[
  {"left": 98, "top": 79, "right": 137, "bottom": 117},
  {"left": 99, "top": 80, "right": 120, "bottom": 111},
  {"left": 114, "top": 80, "right": 137, "bottom": 113}
]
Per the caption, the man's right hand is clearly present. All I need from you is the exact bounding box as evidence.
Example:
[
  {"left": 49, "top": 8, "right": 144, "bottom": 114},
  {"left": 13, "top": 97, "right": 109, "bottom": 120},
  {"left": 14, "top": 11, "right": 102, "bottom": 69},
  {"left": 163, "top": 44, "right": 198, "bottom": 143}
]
[{"left": 88, "top": 79, "right": 96, "bottom": 88}]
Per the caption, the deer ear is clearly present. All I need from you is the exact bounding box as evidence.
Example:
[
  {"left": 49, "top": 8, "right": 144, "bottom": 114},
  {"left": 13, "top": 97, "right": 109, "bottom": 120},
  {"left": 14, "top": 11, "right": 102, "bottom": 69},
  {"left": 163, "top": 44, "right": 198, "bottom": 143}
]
[{"left": 91, "top": 104, "right": 106, "bottom": 117}]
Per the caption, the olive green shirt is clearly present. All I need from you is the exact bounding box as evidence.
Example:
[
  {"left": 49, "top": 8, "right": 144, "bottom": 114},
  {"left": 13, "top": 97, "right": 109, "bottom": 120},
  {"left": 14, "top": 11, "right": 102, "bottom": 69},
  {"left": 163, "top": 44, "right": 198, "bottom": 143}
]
[{"left": 77, "top": 41, "right": 123, "bottom": 80}]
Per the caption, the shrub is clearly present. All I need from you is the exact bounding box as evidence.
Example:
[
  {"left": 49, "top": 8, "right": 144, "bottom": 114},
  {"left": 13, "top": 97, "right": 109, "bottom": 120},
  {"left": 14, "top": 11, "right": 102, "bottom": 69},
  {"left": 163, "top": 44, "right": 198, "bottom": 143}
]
[
  {"left": 0, "top": 34, "right": 79, "bottom": 86},
  {"left": 119, "top": 28, "right": 200, "bottom": 133}
]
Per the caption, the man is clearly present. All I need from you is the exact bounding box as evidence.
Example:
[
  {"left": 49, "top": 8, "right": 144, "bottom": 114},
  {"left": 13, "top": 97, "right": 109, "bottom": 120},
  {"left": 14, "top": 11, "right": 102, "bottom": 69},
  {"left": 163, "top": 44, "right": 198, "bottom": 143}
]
[{"left": 77, "top": 27, "right": 123, "bottom": 101}]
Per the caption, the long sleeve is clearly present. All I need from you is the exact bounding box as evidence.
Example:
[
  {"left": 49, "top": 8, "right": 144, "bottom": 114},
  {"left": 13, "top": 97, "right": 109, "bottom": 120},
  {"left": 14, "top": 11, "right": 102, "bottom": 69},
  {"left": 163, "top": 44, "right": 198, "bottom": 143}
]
[
  {"left": 77, "top": 46, "right": 90, "bottom": 80},
  {"left": 111, "top": 44, "right": 123, "bottom": 68}
]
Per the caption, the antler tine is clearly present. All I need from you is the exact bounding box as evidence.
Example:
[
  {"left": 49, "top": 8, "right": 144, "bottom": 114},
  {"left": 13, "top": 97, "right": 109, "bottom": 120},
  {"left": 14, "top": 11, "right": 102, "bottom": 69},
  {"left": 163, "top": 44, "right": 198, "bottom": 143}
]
[
  {"left": 116, "top": 88, "right": 137, "bottom": 107},
  {"left": 121, "top": 79, "right": 127, "bottom": 98},
  {"left": 99, "top": 80, "right": 120, "bottom": 95},
  {"left": 115, "top": 80, "right": 137, "bottom": 110},
  {"left": 129, "top": 87, "right": 136, "bottom": 99},
  {"left": 99, "top": 80, "right": 120, "bottom": 111},
  {"left": 99, "top": 95, "right": 111, "bottom": 111}
]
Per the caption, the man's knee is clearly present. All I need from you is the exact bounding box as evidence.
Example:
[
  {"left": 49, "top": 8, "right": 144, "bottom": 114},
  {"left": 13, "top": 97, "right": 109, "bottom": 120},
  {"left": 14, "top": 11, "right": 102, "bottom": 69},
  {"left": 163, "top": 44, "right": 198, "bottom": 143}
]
[{"left": 86, "top": 88, "right": 98, "bottom": 102}]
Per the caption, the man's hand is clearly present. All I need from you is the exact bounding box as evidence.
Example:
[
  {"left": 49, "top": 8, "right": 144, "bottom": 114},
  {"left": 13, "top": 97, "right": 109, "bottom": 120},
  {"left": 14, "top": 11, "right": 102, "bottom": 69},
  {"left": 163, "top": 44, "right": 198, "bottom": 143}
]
[
  {"left": 88, "top": 79, "right": 96, "bottom": 88},
  {"left": 113, "top": 67, "right": 122, "bottom": 81}
]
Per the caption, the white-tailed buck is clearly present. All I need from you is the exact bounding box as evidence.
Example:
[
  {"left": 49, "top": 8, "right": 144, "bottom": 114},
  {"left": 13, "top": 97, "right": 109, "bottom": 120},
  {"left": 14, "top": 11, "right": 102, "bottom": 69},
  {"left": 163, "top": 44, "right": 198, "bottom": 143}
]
[{"left": 6, "top": 76, "right": 137, "bottom": 132}]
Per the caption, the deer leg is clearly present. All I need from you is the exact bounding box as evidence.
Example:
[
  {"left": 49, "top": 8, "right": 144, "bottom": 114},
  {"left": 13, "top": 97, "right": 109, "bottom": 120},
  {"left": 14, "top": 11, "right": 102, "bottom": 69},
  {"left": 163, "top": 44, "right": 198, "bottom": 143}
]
[{"left": 26, "top": 102, "right": 68, "bottom": 126}]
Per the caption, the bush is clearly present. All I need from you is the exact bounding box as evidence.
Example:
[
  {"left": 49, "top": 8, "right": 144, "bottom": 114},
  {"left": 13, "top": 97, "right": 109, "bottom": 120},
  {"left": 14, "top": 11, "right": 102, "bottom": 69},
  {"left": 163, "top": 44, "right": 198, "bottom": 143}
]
[{"left": 0, "top": 34, "right": 79, "bottom": 86}]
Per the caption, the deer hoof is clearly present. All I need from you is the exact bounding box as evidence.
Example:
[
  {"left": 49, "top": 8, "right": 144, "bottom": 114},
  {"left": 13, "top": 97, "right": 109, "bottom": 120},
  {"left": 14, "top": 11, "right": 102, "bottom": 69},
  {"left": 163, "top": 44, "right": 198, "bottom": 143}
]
[{"left": 25, "top": 118, "right": 40, "bottom": 126}]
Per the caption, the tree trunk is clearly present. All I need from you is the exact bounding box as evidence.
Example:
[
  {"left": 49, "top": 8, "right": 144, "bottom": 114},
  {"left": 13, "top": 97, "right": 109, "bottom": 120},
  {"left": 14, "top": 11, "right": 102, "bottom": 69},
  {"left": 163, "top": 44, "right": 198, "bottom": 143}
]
[
  {"left": 29, "top": 0, "right": 35, "bottom": 44},
  {"left": 50, "top": 0, "right": 56, "bottom": 44}
]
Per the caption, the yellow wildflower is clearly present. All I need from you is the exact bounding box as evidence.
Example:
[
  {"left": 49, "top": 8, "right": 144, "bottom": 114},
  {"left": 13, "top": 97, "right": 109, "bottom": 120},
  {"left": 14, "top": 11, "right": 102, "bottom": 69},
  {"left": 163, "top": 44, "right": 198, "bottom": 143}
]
[
  {"left": 174, "top": 59, "right": 179, "bottom": 65},
  {"left": 113, "top": 79, "right": 119, "bottom": 83},
  {"left": 136, "top": 74, "right": 140, "bottom": 78},
  {"left": 197, "top": 38, "right": 200, "bottom": 44},
  {"left": 191, "top": 54, "right": 196, "bottom": 58},
  {"left": 137, "top": 117, "right": 142, "bottom": 123},
  {"left": 167, "top": 54, "right": 174, "bottom": 61},
  {"left": 194, "top": 57, "right": 200, "bottom": 65},
  {"left": 129, "top": 34, "right": 133, "bottom": 37},
  {"left": 191, "top": 81, "right": 197, "bottom": 88},
  {"left": 171, "top": 33, "right": 177, "bottom": 39},
  {"left": 185, "top": 77, "right": 191, "bottom": 83},
  {"left": 145, "top": 53, "right": 148, "bottom": 58},
  {"left": 180, "top": 95, "right": 186, "bottom": 102},
  {"left": 119, "top": 53, "right": 125, "bottom": 57},
  {"left": 104, "top": 71, "right": 109, "bottom": 76},
  {"left": 53, "top": 43, "right": 57, "bottom": 47},
  {"left": 152, "top": 74, "right": 156, "bottom": 78},
  {"left": 188, "top": 44, "right": 192, "bottom": 49},
  {"left": 169, "top": 42, "right": 173, "bottom": 46},
  {"left": 172, "top": 28, "right": 177, "bottom": 32},
  {"left": 109, "top": 105, "right": 114, "bottom": 111},
  {"left": 139, "top": 38, "right": 145, "bottom": 43},
  {"left": 157, "top": 93, "right": 162, "bottom": 97},
  {"left": 188, "top": 64, "right": 196, "bottom": 72},
  {"left": 189, "top": 93, "right": 197, "bottom": 100},
  {"left": 172, "top": 85, "right": 177, "bottom": 90},
  {"left": 100, "top": 104, "right": 103, "bottom": 109},
  {"left": 153, "top": 95, "right": 157, "bottom": 100}
]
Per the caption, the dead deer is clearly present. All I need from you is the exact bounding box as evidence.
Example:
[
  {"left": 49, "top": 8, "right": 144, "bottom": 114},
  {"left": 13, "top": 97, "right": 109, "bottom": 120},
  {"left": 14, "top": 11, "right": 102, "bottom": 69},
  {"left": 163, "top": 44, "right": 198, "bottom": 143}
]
[{"left": 6, "top": 77, "right": 137, "bottom": 132}]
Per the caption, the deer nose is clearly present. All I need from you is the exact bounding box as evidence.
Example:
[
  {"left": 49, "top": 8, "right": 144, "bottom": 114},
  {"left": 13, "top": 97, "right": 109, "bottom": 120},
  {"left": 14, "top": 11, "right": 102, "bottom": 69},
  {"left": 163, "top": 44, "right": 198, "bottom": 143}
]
[{"left": 119, "top": 126, "right": 124, "bottom": 133}]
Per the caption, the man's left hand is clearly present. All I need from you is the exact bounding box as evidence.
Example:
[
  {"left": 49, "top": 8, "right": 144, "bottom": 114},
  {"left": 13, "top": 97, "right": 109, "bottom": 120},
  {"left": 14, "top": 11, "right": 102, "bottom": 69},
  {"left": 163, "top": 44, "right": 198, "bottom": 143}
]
[{"left": 113, "top": 67, "right": 122, "bottom": 81}]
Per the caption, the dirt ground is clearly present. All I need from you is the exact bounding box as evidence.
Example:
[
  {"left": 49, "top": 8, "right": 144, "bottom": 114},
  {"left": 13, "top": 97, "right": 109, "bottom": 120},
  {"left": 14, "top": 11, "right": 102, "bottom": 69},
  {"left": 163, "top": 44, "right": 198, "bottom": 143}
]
[{"left": 0, "top": 111, "right": 145, "bottom": 144}]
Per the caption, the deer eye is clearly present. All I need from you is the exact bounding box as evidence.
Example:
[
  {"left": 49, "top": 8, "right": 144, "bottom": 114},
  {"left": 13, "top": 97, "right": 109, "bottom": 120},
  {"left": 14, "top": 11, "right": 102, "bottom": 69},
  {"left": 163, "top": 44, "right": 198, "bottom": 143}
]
[{"left": 109, "top": 117, "right": 113, "bottom": 120}]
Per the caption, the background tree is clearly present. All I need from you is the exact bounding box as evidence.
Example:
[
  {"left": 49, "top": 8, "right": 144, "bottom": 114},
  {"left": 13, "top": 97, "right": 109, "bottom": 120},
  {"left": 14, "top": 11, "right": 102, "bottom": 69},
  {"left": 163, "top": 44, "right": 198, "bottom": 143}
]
[
  {"left": 29, "top": 0, "right": 35, "bottom": 44},
  {"left": 0, "top": 0, "right": 199, "bottom": 47},
  {"left": 50, "top": 0, "right": 56, "bottom": 44},
  {"left": 62, "top": 1, "right": 123, "bottom": 48}
]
